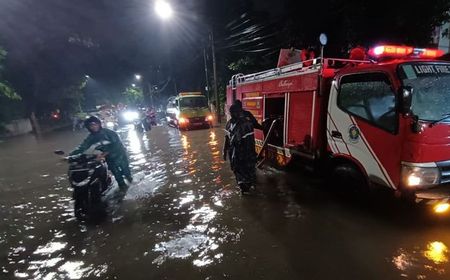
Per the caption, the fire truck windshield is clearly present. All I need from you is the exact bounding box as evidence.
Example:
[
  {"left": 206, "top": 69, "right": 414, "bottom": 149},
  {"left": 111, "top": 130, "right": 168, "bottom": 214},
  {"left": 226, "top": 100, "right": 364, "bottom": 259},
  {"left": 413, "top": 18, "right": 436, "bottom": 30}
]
[{"left": 399, "top": 63, "right": 450, "bottom": 123}]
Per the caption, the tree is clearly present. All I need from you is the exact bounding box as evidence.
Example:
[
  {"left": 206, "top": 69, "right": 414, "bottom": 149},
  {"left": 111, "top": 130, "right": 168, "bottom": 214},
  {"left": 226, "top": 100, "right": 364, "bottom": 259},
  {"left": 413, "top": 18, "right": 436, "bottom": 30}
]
[
  {"left": 122, "top": 86, "right": 144, "bottom": 106},
  {"left": 46, "top": 78, "right": 87, "bottom": 114},
  {"left": 0, "top": 0, "right": 99, "bottom": 134},
  {"left": 0, "top": 46, "right": 19, "bottom": 100}
]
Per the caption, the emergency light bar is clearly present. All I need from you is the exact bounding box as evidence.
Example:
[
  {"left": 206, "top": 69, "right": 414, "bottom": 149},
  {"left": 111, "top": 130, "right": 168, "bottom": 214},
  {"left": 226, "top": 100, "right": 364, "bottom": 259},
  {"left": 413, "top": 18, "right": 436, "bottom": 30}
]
[{"left": 368, "top": 45, "right": 444, "bottom": 59}]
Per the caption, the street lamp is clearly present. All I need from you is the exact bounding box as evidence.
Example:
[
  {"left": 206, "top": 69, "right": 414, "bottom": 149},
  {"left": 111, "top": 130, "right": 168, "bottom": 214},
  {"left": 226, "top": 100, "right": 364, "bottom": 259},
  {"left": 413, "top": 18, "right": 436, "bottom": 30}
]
[
  {"left": 154, "top": 0, "right": 173, "bottom": 20},
  {"left": 135, "top": 74, "right": 142, "bottom": 80},
  {"left": 153, "top": 1, "right": 220, "bottom": 122},
  {"left": 131, "top": 83, "right": 136, "bottom": 87},
  {"left": 85, "top": 75, "right": 90, "bottom": 79}
]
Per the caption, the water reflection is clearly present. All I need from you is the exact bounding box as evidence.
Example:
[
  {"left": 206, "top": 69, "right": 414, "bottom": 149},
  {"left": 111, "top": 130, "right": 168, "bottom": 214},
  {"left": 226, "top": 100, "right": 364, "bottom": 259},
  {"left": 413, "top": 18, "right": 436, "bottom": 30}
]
[
  {"left": 33, "top": 241, "right": 67, "bottom": 255},
  {"left": 127, "top": 128, "right": 143, "bottom": 155},
  {"left": 424, "top": 241, "right": 448, "bottom": 265},
  {"left": 208, "top": 130, "right": 222, "bottom": 173},
  {"left": 181, "top": 134, "right": 190, "bottom": 150},
  {"left": 152, "top": 203, "right": 239, "bottom": 268},
  {"left": 1, "top": 126, "right": 239, "bottom": 278},
  {"left": 392, "top": 241, "right": 449, "bottom": 278}
]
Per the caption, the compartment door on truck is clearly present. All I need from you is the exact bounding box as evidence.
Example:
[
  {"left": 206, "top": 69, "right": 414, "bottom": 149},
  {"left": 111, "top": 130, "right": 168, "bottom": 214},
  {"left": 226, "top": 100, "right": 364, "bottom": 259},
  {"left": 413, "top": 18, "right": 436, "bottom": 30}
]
[
  {"left": 242, "top": 92, "right": 264, "bottom": 140},
  {"left": 327, "top": 72, "right": 403, "bottom": 188}
]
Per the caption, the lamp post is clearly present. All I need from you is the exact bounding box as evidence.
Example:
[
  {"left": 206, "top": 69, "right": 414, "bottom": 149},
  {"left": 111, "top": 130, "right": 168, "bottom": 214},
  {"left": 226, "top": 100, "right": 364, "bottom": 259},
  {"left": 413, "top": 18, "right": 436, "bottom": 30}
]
[
  {"left": 154, "top": 0, "right": 220, "bottom": 123},
  {"left": 209, "top": 30, "right": 220, "bottom": 123},
  {"left": 133, "top": 73, "right": 155, "bottom": 108}
]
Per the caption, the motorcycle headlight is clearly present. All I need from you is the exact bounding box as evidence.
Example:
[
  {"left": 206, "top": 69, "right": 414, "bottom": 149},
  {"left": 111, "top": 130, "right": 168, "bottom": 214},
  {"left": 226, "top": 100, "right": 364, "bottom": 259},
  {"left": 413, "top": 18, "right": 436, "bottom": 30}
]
[
  {"left": 401, "top": 163, "right": 440, "bottom": 188},
  {"left": 122, "top": 111, "right": 139, "bottom": 122}
]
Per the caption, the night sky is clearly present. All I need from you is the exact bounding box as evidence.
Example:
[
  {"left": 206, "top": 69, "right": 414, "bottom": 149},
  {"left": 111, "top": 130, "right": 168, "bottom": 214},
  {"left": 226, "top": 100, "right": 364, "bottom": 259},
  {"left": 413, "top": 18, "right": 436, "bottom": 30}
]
[{"left": 0, "top": 0, "right": 448, "bottom": 110}]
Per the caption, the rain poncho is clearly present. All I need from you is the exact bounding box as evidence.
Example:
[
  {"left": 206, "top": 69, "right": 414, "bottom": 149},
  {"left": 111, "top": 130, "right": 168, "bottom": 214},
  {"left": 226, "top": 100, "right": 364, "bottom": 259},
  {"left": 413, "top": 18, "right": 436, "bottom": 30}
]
[
  {"left": 70, "top": 124, "right": 131, "bottom": 186},
  {"left": 223, "top": 112, "right": 257, "bottom": 188}
]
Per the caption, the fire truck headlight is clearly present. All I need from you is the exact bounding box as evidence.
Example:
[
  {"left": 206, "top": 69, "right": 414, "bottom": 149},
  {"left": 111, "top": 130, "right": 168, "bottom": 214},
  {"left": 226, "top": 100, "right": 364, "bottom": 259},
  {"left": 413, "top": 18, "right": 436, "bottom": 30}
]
[{"left": 401, "top": 163, "right": 440, "bottom": 188}]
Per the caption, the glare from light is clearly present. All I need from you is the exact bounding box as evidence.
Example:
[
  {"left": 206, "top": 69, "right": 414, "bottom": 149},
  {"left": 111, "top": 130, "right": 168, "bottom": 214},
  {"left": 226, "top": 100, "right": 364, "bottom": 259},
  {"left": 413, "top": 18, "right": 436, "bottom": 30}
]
[
  {"left": 407, "top": 174, "right": 421, "bottom": 187},
  {"left": 131, "top": 83, "right": 136, "bottom": 87},
  {"left": 135, "top": 74, "right": 142, "bottom": 80},
  {"left": 128, "top": 128, "right": 142, "bottom": 154},
  {"left": 434, "top": 203, "right": 450, "bottom": 214},
  {"left": 85, "top": 75, "right": 90, "bottom": 79},
  {"left": 155, "top": 0, "right": 173, "bottom": 20},
  {"left": 424, "top": 241, "right": 448, "bottom": 264},
  {"left": 206, "top": 115, "right": 214, "bottom": 121},
  {"left": 106, "top": 121, "right": 115, "bottom": 129},
  {"left": 123, "top": 111, "right": 139, "bottom": 122},
  {"left": 374, "top": 46, "right": 384, "bottom": 55},
  {"left": 179, "top": 117, "right": 188, "bottom": 124}
]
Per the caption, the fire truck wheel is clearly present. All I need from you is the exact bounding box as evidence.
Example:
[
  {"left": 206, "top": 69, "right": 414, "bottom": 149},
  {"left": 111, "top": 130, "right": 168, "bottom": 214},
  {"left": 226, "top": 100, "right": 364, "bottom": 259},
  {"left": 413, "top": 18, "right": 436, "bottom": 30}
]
[{"left": 330, "top": 163, "right": 369, "bottom": 196}]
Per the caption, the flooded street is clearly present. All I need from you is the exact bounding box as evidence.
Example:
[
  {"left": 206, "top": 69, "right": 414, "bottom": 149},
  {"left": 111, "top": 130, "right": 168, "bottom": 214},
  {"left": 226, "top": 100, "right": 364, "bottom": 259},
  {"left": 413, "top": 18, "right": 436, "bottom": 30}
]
[{"left": 1, "top": 125, "right": 450, "bottom": 280}]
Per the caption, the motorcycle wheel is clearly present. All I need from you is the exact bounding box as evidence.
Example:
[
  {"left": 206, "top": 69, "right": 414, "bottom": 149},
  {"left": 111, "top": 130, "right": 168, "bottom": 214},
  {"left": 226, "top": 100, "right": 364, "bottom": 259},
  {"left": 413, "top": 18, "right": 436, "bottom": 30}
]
[
  {"left": 74, "top": 195, "right": 88, "bottom": 219},
  {"left": 89, "top": 182, "right": 106, "bottom": 215}
]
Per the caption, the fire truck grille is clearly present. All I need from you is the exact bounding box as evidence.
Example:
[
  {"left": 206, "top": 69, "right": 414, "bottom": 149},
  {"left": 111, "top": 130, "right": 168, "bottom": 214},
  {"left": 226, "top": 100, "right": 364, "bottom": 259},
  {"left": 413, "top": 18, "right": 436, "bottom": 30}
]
[{"left": 437, "top": 160, "right": 450, "bottom": 184}]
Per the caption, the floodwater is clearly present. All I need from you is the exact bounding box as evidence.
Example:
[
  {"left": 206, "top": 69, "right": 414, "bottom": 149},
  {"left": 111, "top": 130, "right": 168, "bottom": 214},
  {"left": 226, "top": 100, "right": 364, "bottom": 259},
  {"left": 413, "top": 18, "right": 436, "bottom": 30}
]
[{"left": 1, "top": 124, "right": 450, "bottom": 279}]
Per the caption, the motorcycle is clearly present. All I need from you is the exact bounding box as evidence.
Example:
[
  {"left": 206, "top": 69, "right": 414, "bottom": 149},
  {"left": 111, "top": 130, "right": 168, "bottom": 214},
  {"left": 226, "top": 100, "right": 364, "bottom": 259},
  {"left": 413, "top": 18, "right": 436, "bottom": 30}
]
[
  {"left": 54, "top": 141, "right": 113, "bottom": 219},
  {"left": 148, "top": 111, "right": 157, "bottom": 126},
  {"left": 134, "top": 119, "right": 146, "bottom": 133},
  {"left": 142, "top": 115, "right": 153, "bottom": 131}
]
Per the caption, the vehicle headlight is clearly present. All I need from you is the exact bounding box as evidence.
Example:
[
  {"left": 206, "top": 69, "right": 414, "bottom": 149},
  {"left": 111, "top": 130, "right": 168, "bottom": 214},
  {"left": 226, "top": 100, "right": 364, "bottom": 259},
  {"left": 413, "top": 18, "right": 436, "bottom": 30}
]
[
  {"left": 401, "top": 163, "right": 440, "bottom": 188},
  {"left": 179, "top": 117, "right": 189, "bottom": 124},
  {"left": 122, "top": 111, "right": 139, "bottom": 122},
  {"left": 434, "top": 203, "right": 450, "bottom": 214}
]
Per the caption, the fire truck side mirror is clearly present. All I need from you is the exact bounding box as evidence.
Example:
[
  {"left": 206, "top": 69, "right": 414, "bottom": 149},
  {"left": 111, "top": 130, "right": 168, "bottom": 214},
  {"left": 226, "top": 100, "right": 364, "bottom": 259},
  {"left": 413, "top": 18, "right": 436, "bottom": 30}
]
[{"left": 400, "top": 86, "right": 413, "bottom": 115}]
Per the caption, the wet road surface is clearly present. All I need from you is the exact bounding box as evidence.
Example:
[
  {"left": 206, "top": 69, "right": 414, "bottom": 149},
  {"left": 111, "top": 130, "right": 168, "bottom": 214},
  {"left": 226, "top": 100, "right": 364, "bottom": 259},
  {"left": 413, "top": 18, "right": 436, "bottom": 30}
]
[{"left": 1, "top": 124, "right": 450, "bottom": 279}]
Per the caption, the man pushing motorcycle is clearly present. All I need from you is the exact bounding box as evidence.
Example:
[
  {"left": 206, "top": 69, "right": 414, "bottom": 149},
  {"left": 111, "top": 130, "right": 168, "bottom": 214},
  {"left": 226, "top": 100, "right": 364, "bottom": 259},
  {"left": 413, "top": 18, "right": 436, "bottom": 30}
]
[{"left": 70, "top": 116, "right": 132, "bottom": 190}]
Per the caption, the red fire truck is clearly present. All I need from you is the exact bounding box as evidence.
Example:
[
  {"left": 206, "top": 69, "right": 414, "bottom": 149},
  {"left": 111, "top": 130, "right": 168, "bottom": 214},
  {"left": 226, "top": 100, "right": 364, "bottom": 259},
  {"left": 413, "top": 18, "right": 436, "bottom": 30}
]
[{"left": 226, "top": 45, "right": 450, "bottom": 213}]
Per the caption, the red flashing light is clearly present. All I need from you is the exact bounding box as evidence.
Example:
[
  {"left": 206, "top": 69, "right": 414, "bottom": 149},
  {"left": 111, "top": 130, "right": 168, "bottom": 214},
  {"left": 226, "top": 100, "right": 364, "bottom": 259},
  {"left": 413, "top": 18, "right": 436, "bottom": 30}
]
[
  {"left": 414, "top": 48, "right": 445, "bottom": 58},
  {"left": 368, "top": 45, "right": 413, "bottom": 57},
  {"left": 368, "top": 45, "right": 444, "bottom": 59}
]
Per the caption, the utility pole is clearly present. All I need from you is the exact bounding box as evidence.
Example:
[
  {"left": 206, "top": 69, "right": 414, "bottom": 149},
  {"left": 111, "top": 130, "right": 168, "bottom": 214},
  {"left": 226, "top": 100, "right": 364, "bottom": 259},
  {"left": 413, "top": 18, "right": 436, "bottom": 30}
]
[
  {"left": 210, "top": 30, "right": 220, "bottom": 123},
  {"left": 147, "top": 82, "right": 154, "bottom": 108},
  {"left": 203, "top": 48, "right": 210, "bottom": 102}
]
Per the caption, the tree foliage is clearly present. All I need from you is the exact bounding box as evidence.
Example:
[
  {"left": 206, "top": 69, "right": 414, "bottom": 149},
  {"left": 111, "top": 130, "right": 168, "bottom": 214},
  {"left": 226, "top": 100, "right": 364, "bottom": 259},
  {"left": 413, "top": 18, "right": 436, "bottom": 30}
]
[
  {"left": 0, "top": 46, "right": 19, "bottom": 100},
  {"left": 0, "top": 0, "right": 98, "bottom": 118},
  {"left": 122, "top": 86, "right": 144, "bottom": 106}
]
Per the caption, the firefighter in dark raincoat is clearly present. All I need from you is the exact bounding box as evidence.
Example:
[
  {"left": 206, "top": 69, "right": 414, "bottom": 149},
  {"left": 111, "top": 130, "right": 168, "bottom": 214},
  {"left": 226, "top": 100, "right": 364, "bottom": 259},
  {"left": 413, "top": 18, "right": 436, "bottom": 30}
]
[
  {"left": 233, "top": 99, "right": 263, "bottom": 130},
  {"left": 70, "top": 116, "right": 132, "bottom": 189},
  {"left": 223, "top": 104, "right": 257, "bottom": 194}
]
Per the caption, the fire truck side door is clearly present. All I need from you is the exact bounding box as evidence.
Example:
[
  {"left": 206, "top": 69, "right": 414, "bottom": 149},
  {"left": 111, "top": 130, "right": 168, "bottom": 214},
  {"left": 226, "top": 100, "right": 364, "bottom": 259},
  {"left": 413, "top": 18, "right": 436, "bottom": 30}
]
[{"left": 327, "top": 72, "right": 402, "bottom": 189}]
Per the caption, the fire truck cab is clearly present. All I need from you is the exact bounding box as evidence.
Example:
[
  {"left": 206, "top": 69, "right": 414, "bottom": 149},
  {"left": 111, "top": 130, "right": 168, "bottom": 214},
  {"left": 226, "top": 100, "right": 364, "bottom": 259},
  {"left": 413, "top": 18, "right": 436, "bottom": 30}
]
[{"left": 227, "top": 45, "right": 450, "bottom": 213}]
